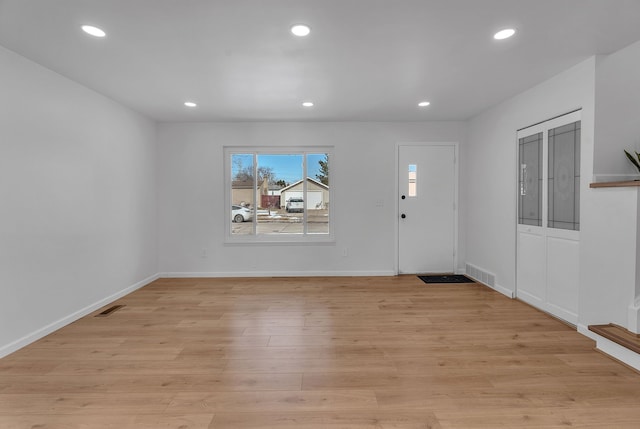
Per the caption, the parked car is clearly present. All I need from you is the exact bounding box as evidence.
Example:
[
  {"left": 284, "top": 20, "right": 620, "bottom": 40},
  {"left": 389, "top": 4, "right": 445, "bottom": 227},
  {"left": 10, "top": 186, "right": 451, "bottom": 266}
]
[
  {"left": 285, "top": 198, "right": 304, "bottom": 213},
  {"left": 232, "top": 205, "right": 253, "bottom": 222}
]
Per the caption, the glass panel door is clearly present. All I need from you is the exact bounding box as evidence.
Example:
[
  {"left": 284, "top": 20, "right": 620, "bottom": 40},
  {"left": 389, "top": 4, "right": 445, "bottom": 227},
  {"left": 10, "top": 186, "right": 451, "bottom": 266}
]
[{"left": 516, "top": 110, "right": 581, "bottom": 326}]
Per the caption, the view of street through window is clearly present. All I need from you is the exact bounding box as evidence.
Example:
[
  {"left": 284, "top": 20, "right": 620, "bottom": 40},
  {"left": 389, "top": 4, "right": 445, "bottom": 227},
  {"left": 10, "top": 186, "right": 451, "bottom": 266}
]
[{"left": 230, "top": 152, "right": 330, "bottom": 236}]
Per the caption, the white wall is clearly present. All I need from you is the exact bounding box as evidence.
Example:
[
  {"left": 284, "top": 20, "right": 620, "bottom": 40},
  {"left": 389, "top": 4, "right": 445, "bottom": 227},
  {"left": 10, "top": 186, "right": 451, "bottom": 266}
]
[
  {"left": 0, "top": 46, "right": 158, "bottom": 357},
  {"left": 580, "top": 40, "right": 640, "bottom": 330},
  {"left": 157, "top": 121, "right": 466, "bottom": 276},
  {"left": 465, "top": 58, "right": 596, "bottom": 295},
  {"left": 580, "top": 188, "right": 638, "bottom": 328},
  {"left": 594, "top": 39, "right": 640, "bottom": 177}
]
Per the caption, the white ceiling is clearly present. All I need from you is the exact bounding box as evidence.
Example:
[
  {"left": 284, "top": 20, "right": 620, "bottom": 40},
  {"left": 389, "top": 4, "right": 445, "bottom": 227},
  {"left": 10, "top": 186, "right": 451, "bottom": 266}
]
[{"left": 2, "top": 0, "right": 640, "bottom": 122}]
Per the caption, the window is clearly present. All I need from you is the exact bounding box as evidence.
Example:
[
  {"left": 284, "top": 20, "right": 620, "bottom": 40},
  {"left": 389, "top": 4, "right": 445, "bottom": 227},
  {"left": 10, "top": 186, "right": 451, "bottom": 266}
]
[
  {"left": 408, "top": 164, "right": 417, "bottom": 197},
  {"left": 225, "top": 147, "right": 332, "bottom": 242},
  {"left": 548, "top": 121, "right": 580, "bottom": 231},
  {"left": 518, "top": 132, "right": 543, "bottom": 226}
]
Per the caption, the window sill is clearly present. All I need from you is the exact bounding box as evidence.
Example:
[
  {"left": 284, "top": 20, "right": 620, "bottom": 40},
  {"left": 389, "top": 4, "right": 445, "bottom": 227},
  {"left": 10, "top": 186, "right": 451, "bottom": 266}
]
[
  {"left": 224, "top": 237, "right": 336, "bottom": 246},
  {"left": 590, "top": 180, "right": 640, "bottom": 188}
]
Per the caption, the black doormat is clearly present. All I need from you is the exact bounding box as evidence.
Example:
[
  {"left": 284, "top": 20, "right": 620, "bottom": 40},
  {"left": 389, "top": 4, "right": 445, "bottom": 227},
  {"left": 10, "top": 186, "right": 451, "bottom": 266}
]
[{"left": 418, "top": 274, "right": 475, "bottom": 284}]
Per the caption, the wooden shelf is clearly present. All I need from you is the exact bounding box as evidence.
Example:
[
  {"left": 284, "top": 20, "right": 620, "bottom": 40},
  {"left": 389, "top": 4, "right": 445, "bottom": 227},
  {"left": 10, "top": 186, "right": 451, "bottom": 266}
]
[
  {"left": 590, "top": 180, "right": 640, "bottom": 188},
  {"left": 589, "top": 323, "right": 640, "bottom": 354}
]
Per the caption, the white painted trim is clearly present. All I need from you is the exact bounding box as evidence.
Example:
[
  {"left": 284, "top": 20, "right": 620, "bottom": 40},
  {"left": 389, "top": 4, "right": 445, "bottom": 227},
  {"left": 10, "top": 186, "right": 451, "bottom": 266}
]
[
  {"left": 394, "top": 143, "right": 400, "bottom": 275},
  {"left": 628, "top": 298, "right": 640, "bottom": 334},
  {"left": 160, "top": 271, "right": 397, "bottom": 278},
  {"left": 465, "top": 271, "right": 515, "bottom": 298},
  {"left": 577, "top": 323, "right": 597, "bottom": 340},
  {"left": 491, "top": 283, "right": 516, "bottom": 299},
  {"left": 0, "top": 273, "right": 159, "bottom": 359},
  {"left": 594, "top": 336, "right": 640, "bottom": 371},
  {"left": 514, "top": 288, "right": 543, "bottom": 307},
  {"left": 578, "top": 323, "right": 640, "bottom": 371}
]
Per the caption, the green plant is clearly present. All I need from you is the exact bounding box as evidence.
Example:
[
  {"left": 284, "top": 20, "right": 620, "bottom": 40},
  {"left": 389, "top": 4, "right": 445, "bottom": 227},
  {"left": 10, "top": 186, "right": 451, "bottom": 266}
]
[{"left": 624, "top": 149, "right": 640, "bottom": 173}]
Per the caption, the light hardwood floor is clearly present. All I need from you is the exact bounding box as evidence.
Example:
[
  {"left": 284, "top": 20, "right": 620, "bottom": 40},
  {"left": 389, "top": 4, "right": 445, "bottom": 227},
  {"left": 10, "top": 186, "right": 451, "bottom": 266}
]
[{"left": 2, "top": 276, "right": 640, "bottom": 428}]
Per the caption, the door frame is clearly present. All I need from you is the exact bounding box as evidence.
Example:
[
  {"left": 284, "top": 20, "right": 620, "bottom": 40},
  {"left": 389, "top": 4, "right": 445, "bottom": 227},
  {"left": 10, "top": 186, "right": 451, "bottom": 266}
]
[{"left": 395, "top": 142, "right": 459, "bottom": 275}]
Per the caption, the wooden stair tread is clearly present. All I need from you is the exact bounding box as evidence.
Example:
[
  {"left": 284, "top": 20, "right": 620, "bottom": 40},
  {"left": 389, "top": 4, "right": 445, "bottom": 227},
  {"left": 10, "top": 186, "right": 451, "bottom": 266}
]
[{"left": 589, "top": 323, "right": 640, "bottom": 354}]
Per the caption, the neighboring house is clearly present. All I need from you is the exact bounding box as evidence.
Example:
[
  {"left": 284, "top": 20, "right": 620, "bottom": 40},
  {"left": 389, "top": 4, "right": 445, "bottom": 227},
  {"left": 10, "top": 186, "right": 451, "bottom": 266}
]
[
  {"left": 266, "top": 184, "right": 283, "bottom": 196},
  {"left": 280, "top": 177, "right": 329, "bottom": 209},
  {"left": 231, "top": 180, "right": 254, "bottom": 206},
  {"left": 233, "top": 180, "right": 285, "bottom": 208}
]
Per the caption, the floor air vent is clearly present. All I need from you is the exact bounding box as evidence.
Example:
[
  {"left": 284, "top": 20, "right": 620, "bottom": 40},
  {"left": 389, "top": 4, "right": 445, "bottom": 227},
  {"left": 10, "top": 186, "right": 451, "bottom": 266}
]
[
  {"left": 465, "top": 263, "right": 496, "bottom": 287},
  {"left": 95, "top": 305, "right": 125, "bottom": 317}
]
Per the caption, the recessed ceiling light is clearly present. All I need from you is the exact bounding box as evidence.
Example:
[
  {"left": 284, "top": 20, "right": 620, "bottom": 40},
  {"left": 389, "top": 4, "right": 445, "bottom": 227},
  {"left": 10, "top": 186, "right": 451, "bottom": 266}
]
[
  {"left": 302, "top": 101, "right": 314, "bottom": 107},
  {"left": 494, "top": 28, "right": 516, "bottom": 40},
  {"left": 184, "top": 101, "right": 197, "bottom": 108},
  {"left": 418, "top": 101, "right": 431, "bottom": 107},
  {"left": 81, "top": 25, "right": 106, "bottom": 38},
  {"left": 291, "top": 24, "right": 311, "bottom": 37}
]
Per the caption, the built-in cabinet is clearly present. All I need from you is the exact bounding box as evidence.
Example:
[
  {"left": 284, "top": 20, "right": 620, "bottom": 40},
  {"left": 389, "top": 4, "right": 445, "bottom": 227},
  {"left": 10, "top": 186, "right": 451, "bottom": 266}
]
[{"left": 517, "top": 110, "right": 582, "bottom": 324}]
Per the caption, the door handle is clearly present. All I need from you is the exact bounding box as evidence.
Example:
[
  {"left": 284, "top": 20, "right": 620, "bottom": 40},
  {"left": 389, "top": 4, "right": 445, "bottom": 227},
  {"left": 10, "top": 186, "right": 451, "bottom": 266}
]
[
  {"left": 401, "top": 195, "right": 406, "bottom": 200},
  {"left": 401, "top": 214, "right": 406, "bottom": 219}
]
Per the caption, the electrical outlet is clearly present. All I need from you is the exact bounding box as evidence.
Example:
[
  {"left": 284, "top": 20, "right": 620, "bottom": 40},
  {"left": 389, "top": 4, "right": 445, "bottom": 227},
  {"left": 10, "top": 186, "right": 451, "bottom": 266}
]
[{"left": 342, "top": 247, "right": 348, "bottom": 257}]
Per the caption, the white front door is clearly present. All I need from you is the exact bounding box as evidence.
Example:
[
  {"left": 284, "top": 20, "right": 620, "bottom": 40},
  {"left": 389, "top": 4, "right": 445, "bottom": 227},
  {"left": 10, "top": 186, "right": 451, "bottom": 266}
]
[{"left": 398, "top": 144, "right": 456, "bottom": 274}]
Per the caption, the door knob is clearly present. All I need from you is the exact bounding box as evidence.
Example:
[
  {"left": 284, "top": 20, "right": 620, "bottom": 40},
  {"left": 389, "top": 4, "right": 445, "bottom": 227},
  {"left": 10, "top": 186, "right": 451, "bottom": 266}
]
[
  {"left": 401, "top": 195, "right": 406, "bottom": 200},
  {"left": 401, "top": 214, "right": 406, "bottom": 219}
]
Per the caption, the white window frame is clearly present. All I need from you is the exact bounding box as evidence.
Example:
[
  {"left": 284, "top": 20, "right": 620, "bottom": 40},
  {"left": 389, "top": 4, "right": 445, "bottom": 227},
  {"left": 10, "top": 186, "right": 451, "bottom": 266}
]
[{"left": 224, "top": 146, "right": 334, "bottom": 244}]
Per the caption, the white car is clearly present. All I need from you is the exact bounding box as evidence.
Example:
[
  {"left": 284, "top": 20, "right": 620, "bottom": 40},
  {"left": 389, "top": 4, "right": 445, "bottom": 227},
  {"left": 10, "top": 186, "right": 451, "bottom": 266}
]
[
  {"left": 232, "top": 205, "right": 253, "bottom": 223},
  {"left": 285, "top": 198, "right": 304, "bottom": 213}
]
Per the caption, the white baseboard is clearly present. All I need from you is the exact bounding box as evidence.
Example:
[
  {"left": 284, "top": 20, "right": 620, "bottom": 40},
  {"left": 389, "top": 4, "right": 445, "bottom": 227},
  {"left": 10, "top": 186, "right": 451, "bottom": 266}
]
[
  {"left": 578, "top": 324, "right": 640, "bottom": 372},
  {"left": 628, "top": 298, "right": 640, "bottom": 334},
  {"left": 491, "top": 283, "right": 515, "bottom": 299},
  {"left": 594, "top": 336, "right": 640, "bottom": 372},
  {"left": 473, "top": 280, "right": 514, "bottom": 299},
  {"left": 0, "top": 273, "right": 159, "bottom": 359},
  {"left": 577, "top": 323, "right": 596, "bottom": 339},
  {"left": 159, "top": 270, "right": 397, "bottom": 278}
]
